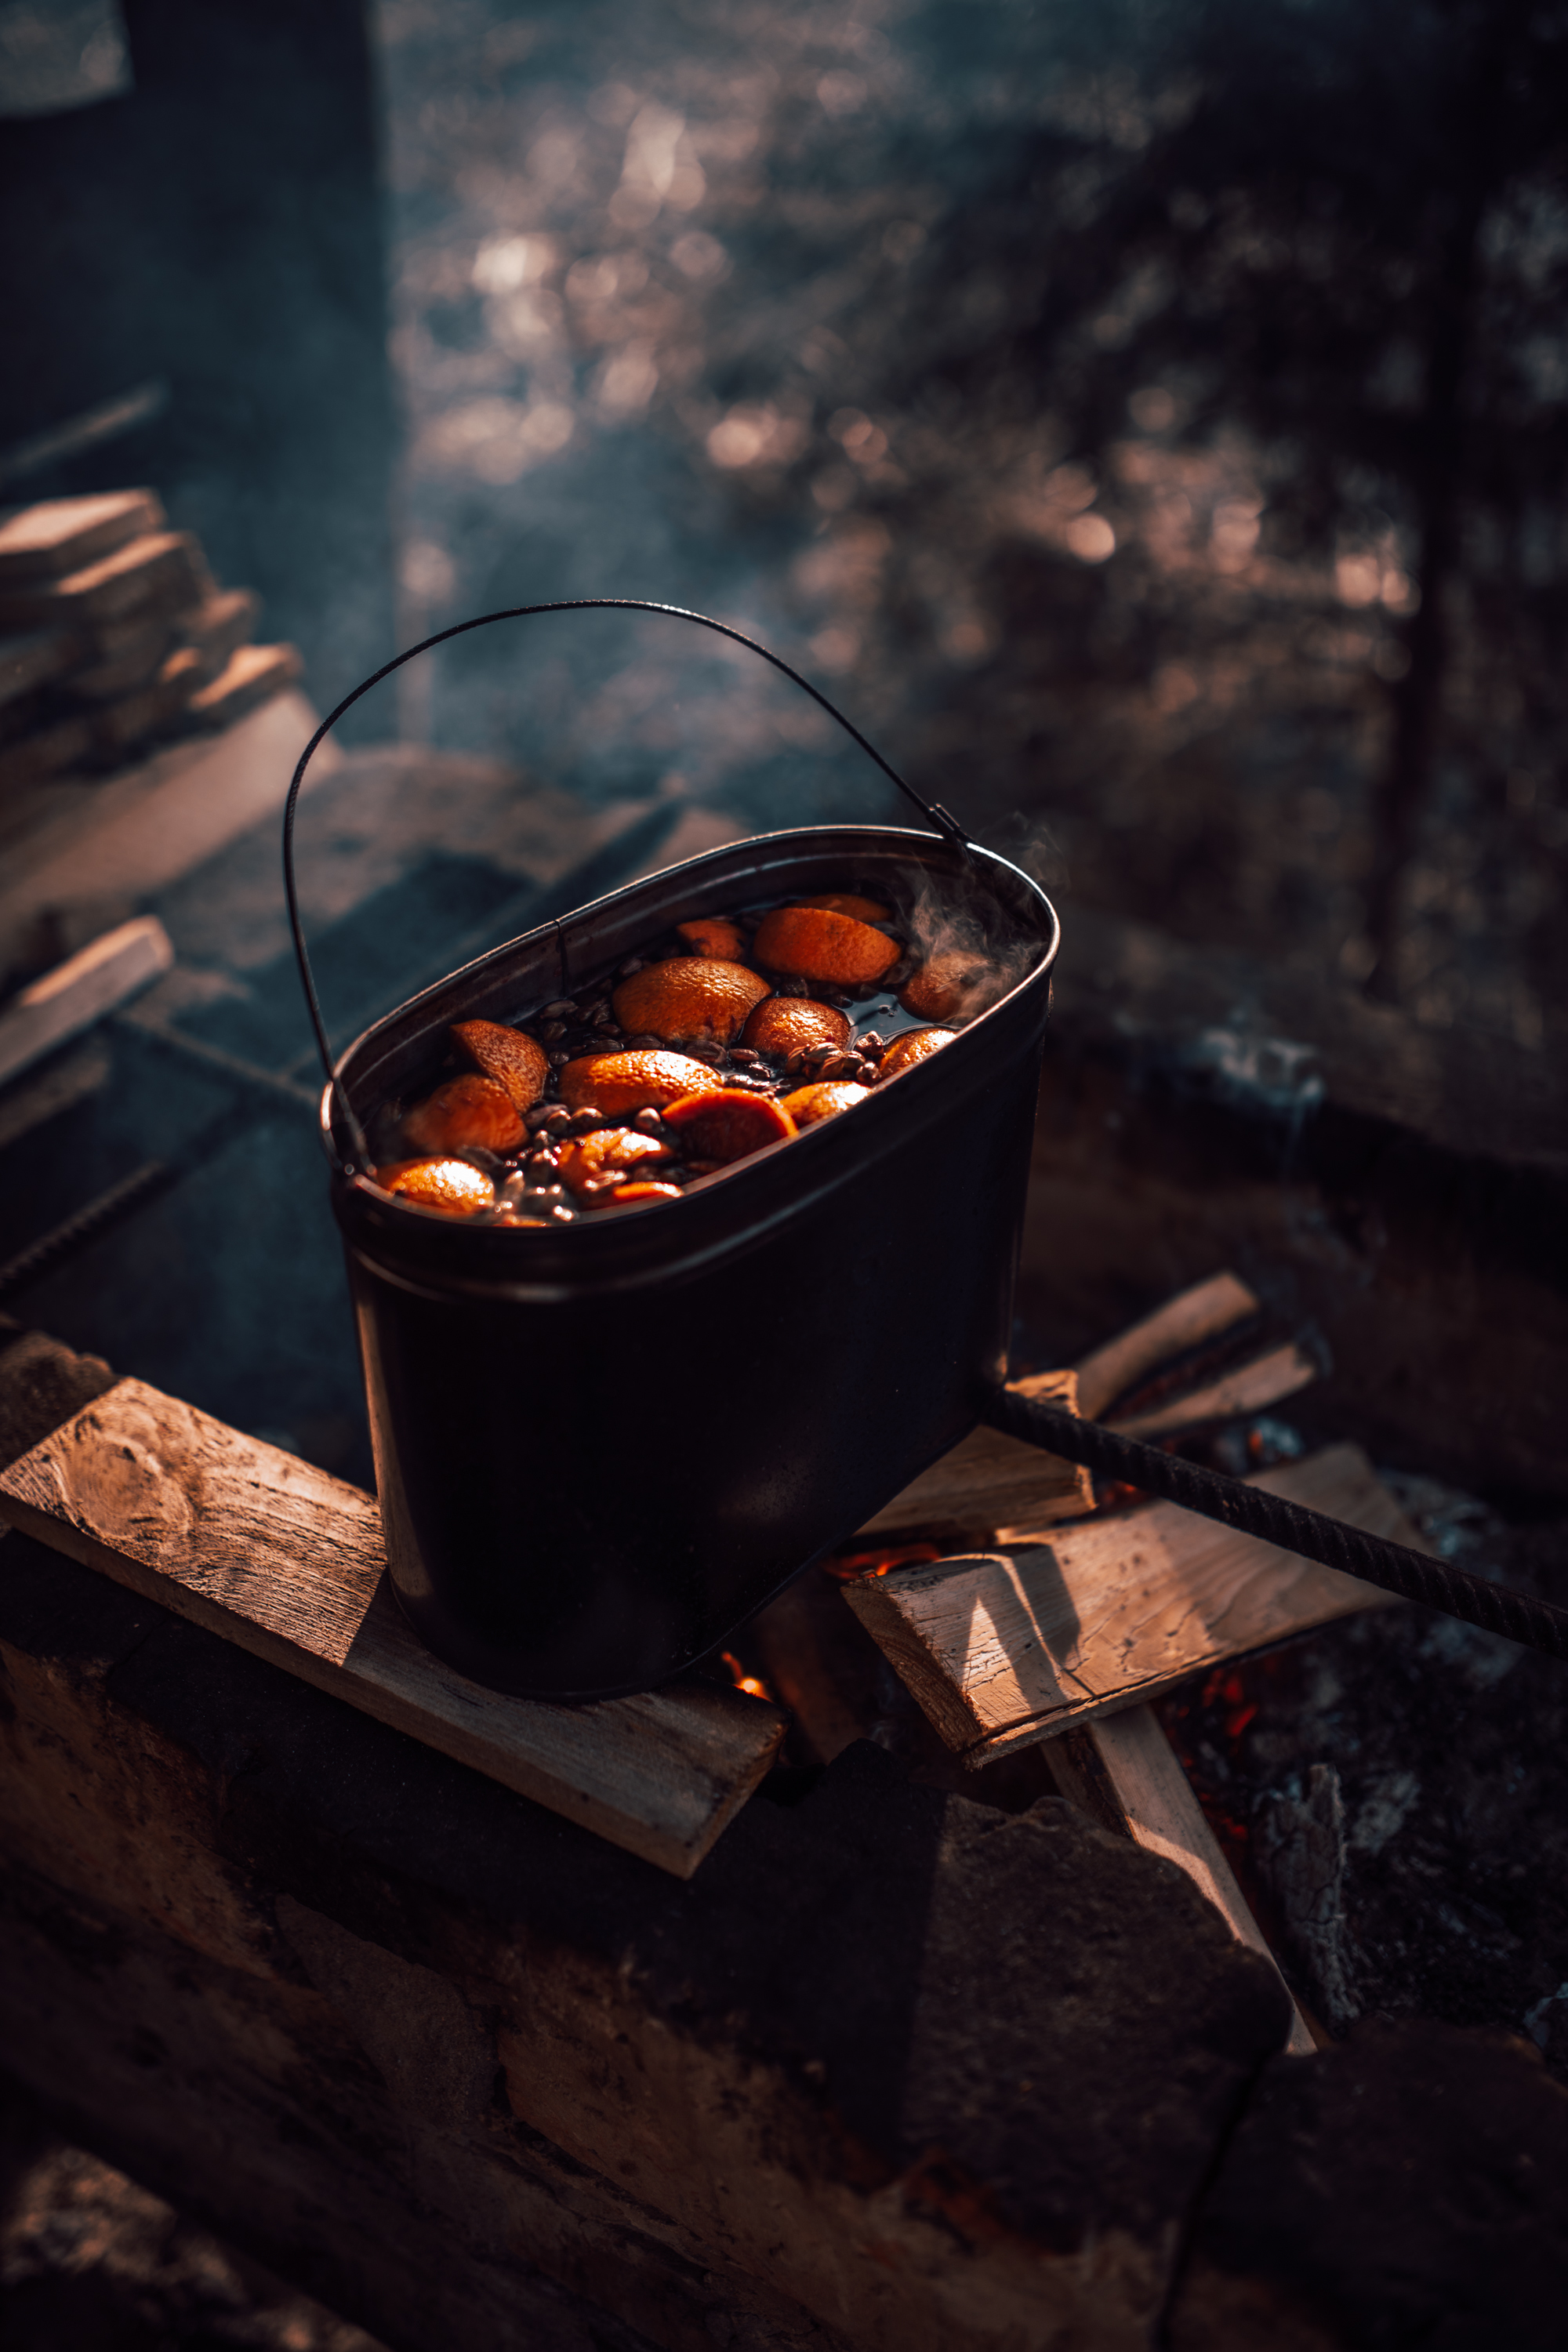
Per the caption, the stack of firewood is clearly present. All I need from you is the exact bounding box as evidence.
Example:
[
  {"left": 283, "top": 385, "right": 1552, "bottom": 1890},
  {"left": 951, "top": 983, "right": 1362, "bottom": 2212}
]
[{"left": 0, "top": 490, "right": 302, "bottom": 793}]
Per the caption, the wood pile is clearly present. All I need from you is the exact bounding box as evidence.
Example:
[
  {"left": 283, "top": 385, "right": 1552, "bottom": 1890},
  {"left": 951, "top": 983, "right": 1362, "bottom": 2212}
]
[
  {"left": 843, "top": 1272, "right": 1412, "bottom": 1749},
  {"left": 0, "top": 490, "right": 302, "bottom": 793}
]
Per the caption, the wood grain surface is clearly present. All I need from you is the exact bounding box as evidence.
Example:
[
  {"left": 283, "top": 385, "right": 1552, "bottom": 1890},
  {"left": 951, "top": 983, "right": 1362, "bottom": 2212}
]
[
  {"left": 1083, "top": 1705, "right": 1317, "bottom": 2056},
  {"left": 1072, "top": 1270, "right": 1260, "bottom": 1419},
  {"left": 0, "top": 1378, "right": 786, "bottom": 1878},
  {"left": 845, "top": 1443, "right": 1421, "bottom": 1762},
  {"left": 855, "top": 1368, "right": 1095, "bottom": 1541}
]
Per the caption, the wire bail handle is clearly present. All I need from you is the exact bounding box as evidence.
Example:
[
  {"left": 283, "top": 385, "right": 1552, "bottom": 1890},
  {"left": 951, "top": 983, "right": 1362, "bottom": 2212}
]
[{"left": 281, "top": 598, "right": 970, "bottom": 1173}]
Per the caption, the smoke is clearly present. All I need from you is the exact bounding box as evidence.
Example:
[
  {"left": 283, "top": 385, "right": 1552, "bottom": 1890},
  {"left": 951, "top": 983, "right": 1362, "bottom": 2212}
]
[{"left": 891, "top": 856, "right": 1050, "bottom": 1025}]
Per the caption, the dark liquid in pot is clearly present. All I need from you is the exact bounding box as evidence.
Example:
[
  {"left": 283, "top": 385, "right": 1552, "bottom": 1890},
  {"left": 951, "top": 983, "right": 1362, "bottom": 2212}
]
[{"left": 366, "top": 873, "right": 1022, "bottom": 1223}]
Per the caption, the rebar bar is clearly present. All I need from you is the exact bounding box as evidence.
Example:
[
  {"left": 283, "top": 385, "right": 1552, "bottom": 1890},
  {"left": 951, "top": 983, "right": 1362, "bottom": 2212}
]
[{"left": 985, "top": 1386, "right": 1568, "bottom": 1661}]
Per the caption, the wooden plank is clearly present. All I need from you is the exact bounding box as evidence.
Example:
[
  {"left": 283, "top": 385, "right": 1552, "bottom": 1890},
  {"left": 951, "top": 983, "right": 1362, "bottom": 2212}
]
[
  {"left": 184, "top": 641, "right": 302, "bottom": 730},
  {"left": 1073, "top": 1269, "right": 1260, "bottom": 1418},
  {"left": 1111, "top": 1340, "right": 1317, "bottom": 1440},
  {"left": 1084, "top": 1705, "right": 1317, "bottom": 2056},
  {"left": 844, "top": 1443, "right": 1420, "bottom": 1764},
  {"left": 855, "top": 1368, "right": 1095, "bottom": 1542},
  {"left": 0, "top": 491, "right": 163, "bottom": 585},
  {"left": 0, "top": 916, "right": 174, "bottom": 1088},
  {"left": 0, "top": 531, "right": 210, "bottom": 633},
  {"left": 0, "top": 1379, "right": 786, "bottom": 1879}
]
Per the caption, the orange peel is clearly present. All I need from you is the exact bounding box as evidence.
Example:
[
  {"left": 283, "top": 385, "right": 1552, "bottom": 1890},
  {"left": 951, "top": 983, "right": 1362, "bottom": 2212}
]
[
  {"left": 675, "top": 916, "right": 748, "bottom": 960},
  {"left": 612, "top": 957, "right": 769, "bottom": 1043},
  {"left": 403, "top": 1073, "right": 524, "bottom": 1156},
  {"left": 898, "top": 952, "right": 996, "bottom": 1024},
  {"left": 448, "top": 1018, "right": 550, "bottom": 1111},
  {"left": 779, "top": 1081, "right": 872, "bottom": 1127},
  {"left": 557, "top": 1129, "right": 674, "bottom": 1198},
  {"left": 557, "top": 1049, "right": 723, "bottom": 1115},
  {"left": 375, "top": 1158, "right": 495, "bottom": 1216},
  {"left": 739, "top": 996, "right": 851, "bottom": 1057},
  {"left": 879, "top": 1026, "right": 957, "bottom": 1077},
  {"left": 752, "top": 906, "right": 899, "bottom": 991},
  {"left": 662, "top": 1090, "right": 797, "bottom": 1165}
]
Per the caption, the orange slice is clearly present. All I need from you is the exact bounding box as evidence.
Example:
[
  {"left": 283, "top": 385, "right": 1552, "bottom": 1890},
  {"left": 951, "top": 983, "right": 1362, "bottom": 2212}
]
[
  {"left": 879, "top": 1026, "right": 957, "bottom": 1076},
  {"left": 662, "top": 1090, "right": 797, "bottom": 1165},
  {"left": 593, "top": 1180, "right": 685, "bottom": 1210},
  {"left": 612, "top": 957, "right": 769, "bottom": 1043},
  {"left": 739, "top": 996, "right": 851, "bottom": 1056},
  {"left": 448, "top": 1018, "right": 550, "bottom": 1111},
  {"left": 557, "top": 1128, "right": 674, "bottom": 1198},
  {"left": 403, "top": 1073, "right": 524, "bottom": 1155},
  {"left": 793, "top": 891, "right": 891, "bottom": 922},
  {"left": 779, "top": 1081, "right": 872, "bottom": 1127},
  {"left": 375, "top": 1158, "right": 495, "bottom": 1215},
  {"left": 558, "top": 1049, "right": 723, "bottom": 1115},
  {"left": 752, "top": 906, "right": 900, "bottom": 991},
  {"left": 675, "top": 916, "right": 748, "bottom": 960},
  {"left": 898, "top": 952, "right": 995, "bottom": 1024}
]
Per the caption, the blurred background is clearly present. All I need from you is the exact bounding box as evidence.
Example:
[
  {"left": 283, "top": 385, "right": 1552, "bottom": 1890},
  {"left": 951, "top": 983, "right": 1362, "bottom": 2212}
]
[{"left": 5, "top": 0, "right": 1566, "bottom": 1033}]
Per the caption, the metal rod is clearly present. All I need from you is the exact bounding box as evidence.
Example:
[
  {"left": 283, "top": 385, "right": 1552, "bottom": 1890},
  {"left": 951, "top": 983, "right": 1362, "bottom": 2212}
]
[
  {"left": 0, "top": 1161, "right": 173, "bottom": 1304},
  {"left": 985, "top": 1387, "right": 1568, "bottom": 1661}
]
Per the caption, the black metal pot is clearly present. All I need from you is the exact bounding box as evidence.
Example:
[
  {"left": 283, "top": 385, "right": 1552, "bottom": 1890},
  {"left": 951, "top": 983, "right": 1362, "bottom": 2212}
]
[{"left": 289, "top": 604, "right": 1060, "bottom": 1698}]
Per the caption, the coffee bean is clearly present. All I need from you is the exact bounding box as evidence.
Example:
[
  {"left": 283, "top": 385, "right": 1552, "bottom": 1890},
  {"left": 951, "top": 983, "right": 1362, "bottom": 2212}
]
[
  {"left": 543, "top": 1000, "right": 576, "bottom": 1018},
  {"left": 565, "top": 1108, "right": 612, "bottom": 1134},
  {"left": 632, "top": 1107, "right": 663, "bottom": 1133},
  {"left": 539, "top": 1105, "right": 572, "bottom": 1132},
  {"left": 539, "top": 1020, "right": 566, "bottom": 1041},
  {"left": 524, "top": 1104, "right": 558, "bottom": 1131},
  {"left": 547, "top": 1050, "right": 571, "bottom": 1068},
  {"left": 619, "top": 956, "right": 644, "bottom": 976},
  {"left": 625, "top": 1032, "right": 663, "bottom": 1050},
  {"left": 857, "top": 1033, "right": 886, "bottom": 1057},
  {"left": 729, "top": 1047, "right": 761, "bottom": 1066},
  {"left": 682, "top": 1039, "right": 724, "bottom": 1065}
]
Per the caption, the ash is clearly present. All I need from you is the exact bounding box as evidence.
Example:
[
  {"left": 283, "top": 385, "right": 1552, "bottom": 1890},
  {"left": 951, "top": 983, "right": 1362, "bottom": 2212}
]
[{"left": 1158, "top": 1463, "right": 1568, "bottom": 2069}]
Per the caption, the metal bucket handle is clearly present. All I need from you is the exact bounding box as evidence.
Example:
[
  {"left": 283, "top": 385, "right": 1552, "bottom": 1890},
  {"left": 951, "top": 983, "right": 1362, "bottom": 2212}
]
[{"left": 283, "top": 597, "right": 971, "bottom": 1172}]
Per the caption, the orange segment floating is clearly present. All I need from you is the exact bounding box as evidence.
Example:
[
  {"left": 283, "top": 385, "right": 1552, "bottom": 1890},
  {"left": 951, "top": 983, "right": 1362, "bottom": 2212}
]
[
  {"left": 675, "top": 916, "right": 748, "bottom": 960},
  {"left": 752, "top": 906, "right": 900, "bottom": 991},
  {"left": 593, "top": 1180, "right": 685, "bottom": 1210},
  {"left": 879, "top": 1026, "right": 957, "bottom": 1076},
  {"left": 448, "top": 1018, "right": 550, "bottom": 1111},
  {"left": 403, "top": 1073, "right": 524, "bottom": 1155},
  {"left": 557, "top": 1049, "right": 722, "bottom": 1115},
  {"left": 898, "top": 952, "right": 996, "bottom": 1024},
  {"left": 612, "top": 957, "right": 769, "bottom": 1043},
  {"left": 662, "top": 1090, "right": 797, "bottom": 1165},
  {"left": 557, "top": 1128, "right": 674, "bottom": 1198},
  {"left": 375, "top": 1158, "right": 495, "bottom": 1215},
  {"left": 779, "top": 1080, "right": 872, "bottom": 1127},
  {"left": 739, "top": 996, "right": 851, "bottom": 1056}
]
